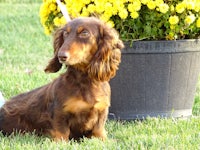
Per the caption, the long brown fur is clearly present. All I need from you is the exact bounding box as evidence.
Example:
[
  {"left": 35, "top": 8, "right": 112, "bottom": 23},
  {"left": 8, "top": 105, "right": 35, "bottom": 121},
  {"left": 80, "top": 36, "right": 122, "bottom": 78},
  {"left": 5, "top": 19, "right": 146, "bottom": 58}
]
[{"left": 0, "top": 17, "right": 124, "bottom": 141}]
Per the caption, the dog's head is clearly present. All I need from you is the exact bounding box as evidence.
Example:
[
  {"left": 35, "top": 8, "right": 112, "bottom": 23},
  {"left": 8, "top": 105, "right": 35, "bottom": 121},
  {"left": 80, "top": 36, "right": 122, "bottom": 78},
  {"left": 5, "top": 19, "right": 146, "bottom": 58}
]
[{"left": 45, "top": 17, "right": 124, "bottom": 81}]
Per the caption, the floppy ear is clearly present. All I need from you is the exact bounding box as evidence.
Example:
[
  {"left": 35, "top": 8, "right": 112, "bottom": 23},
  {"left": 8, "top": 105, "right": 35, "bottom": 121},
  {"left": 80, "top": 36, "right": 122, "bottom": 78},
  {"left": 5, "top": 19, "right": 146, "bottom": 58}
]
[
  {"left": 44, "top": 28, "right": 64, "bottom": 73},
  {"left": 88, "top": 23, "right": 124, "bottom": 81}
]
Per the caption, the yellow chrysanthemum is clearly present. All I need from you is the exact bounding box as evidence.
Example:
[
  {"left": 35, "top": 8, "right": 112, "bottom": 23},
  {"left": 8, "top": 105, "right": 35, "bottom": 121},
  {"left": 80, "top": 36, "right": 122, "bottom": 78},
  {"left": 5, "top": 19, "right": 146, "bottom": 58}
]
[
  {"left": 104, "top": 10, "right": 113, "bottom": 19},
  {"left": 40, "top": 0, "right": 200, "bottom": 39},
  {"left": 95, "top": 2, "right": 105, "bottom": 13},
  {"left": 170, "top": 5, "right": 175, "bottom": 12},
  {"left": 87, "top": 4, "right": 95, "bottom": 13},
  {"left": 184, "top": 14, "right": 196, "bottom": 25},
  {"left": 185, "top": 1, "right": 195, "bottom": 10},
  {"left": 104, "top": 2, "right": 116, "bottom": 16},
  {"left": 147, "top": 1, "right": 156, "bottom": 10},
  {"left": 169, "top": 15, "right": 179, "bottom": 25},
  {"left": 196, "top": 18, "right": 200, "bottom": 28},
  {"left": 155, "top": 0, "right": 164, "bottom": 6},
  {"left": 141, "top": 0, "right": 148, "bottom": 5},
  {"left": 60, "top": 16, "right": 67, "bottom": 25},
  {"left": 53, "top": 17, "right": 60, "bottom": 26},
  {"left": 128, "top": 0, "right": 141, "bottom": 12},
  {"left": 158, "top": 3, "right": 169, "bottom": 13},
  {"left": 118, "top": 8, "right": 128, "bottom": 19},
  {"left": 40, "top": 3, "right": 50, "bottom": 17},
  {"left": 84, "top": 0, "right": 91, "bottom": 5},
  {"left": 40, "top": 16, "right": 48, "bottom": 25},
  {"left": 100, "top": 14, "right": 110, "bottom": 22},
  {"left": 80, "top": 7, "right": 89, "bottom": 17},
  {"left": 194, "top": 3, "right": 200, "bottom": 12},
  {"left": 176, "top": 2, "right": 185, "bottom": 13},
  {"left": 49, "top": 3, "right": 57, "bottom": 11},
  {"left": 130, "top": 11, "right": 139, "bottom": 19},
  {"left": 110, "top": 4, "right": 118, "bottom": 15},
  {"left": 44, "top": 27, "right": 50, "bottom": 35},
  {"left": 107, "top": 20, "right": 115, "bottom": 28}
]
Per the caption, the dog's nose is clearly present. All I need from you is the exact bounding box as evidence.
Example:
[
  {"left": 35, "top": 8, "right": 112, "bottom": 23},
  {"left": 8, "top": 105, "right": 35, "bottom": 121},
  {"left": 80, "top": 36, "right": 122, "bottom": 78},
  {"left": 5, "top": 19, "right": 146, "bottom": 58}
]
[
  {"left": 59, "top": 55, "right": 67, "bottom": 62},
  {"left": 58, "top": 51, "right": 69, "bottom": 62}
]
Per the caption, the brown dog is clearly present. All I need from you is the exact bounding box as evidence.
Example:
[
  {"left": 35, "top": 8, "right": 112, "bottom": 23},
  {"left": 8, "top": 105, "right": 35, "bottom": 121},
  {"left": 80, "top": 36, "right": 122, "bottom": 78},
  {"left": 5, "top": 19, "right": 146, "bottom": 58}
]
[{"left": 0, "top": 17, "right": 124, "bottom": 141}]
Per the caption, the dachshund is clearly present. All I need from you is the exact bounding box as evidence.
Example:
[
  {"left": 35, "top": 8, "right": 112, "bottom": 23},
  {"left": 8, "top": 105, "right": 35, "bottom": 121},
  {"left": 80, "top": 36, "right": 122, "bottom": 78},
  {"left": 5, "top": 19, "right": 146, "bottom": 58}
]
[{"left": 0, "top": 17, "right": 124, "bottom": 141}]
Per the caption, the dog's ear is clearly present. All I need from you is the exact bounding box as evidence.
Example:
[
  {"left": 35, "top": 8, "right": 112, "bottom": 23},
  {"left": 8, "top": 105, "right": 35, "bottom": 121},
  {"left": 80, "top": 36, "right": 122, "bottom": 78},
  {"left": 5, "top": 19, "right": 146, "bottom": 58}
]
[
  {"left": 88, "top": 23, "right": 124, "bottom": 81},
  {"left": 45, "top": 28, "right": 64, "bottom": 73}
]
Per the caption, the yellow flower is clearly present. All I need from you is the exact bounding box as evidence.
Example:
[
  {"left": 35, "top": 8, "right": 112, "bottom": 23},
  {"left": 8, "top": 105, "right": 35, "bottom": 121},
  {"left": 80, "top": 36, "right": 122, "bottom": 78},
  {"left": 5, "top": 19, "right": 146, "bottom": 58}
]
[
  {"left": 84, "top": 0, "right": 91, "bottom": 5},
  {"left": 80, "top": 7, "right": 89, "bottom": 17},
  {"left": 147, "top": 1, "right": 156, "bottom": 10},
  {"left": 133, "top": 0, "right": 141, "bottom": 11},
  {"left": 130, "top": 11, "right": 139, "bottom": 19},
  {"left": 176, "top": 2, "right": 185, "bottom": 13},
  {"left": 49, "top": 3, "right": 57, "bottom": 11},
  {"left": 194, "top": 3, "right": 200, "bottom": 12},
  {"left": 40, "top": 15, "right": 48, "bottom": 24},
  {"left": 170, "top": 5, "right": 175, "bottom": 12},
  {"left": 95, "top": 1, "right": 105, "bottom": 13},
  {"left": 104, "top": 10, "right": 113, "bottom": 19},
  {"left": 107, "top": 20, "right": 115, "bottom": 28},
  {"left": 44, "top": 27, "right": 50, "bottom": 35},
  {"left": 104, "top": 2, "right": 115, "bottom": 15},
  {"left": 185, "top": 1, "right": 195, "bottom": 10},
  {"left": 128, "top": 1, "right": 141, "bottom": 12},
  {"left": 40, "top": 3, "right": 50, "bottom": 17},
  {"left": 128, "top": 4, "right": 134, "bottom": 12},
  {"left": 196, "top": 18, "right": 200, "bottom": 28},
  {"left": 114, "top": 0, "right": 124, "bottom": 9},
  {"left": 141, "top": 0, "right": 148, "bottom": 5},
  {"left": 158, "top": 3, "right": 169, "bottom": 13},
  {"left": 155, "top": 0, "right": 164, "bottom": 6},
  {"left": 87, "top": 4, "right": 95, "bottom": 13},
  {"left": 184, "top": 14, "right": 196, "bottom": 25},
  {"left": 60, "top": 16, "right": 67, "bottom": 25},
  {"left": 100, "top": 14, "right": 111, "bottom": 22},
  {"left": 169, "top": 15, "right": 179, "bottom": 25},
  {"left": 118, "top": 8, "right": 128, "bottom": 19},
  {"left": 109, "top": 4, "right": 118, "bottom": 15},
  {"left": 53, "top": 17, "right": 61, "bottom": 26}
]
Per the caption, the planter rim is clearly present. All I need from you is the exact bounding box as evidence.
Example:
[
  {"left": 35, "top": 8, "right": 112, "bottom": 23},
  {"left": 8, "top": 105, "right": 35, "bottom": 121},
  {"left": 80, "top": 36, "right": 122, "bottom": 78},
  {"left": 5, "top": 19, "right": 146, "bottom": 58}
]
[{"left": 123, "top": 39, "right": 200, "bottom": 54}]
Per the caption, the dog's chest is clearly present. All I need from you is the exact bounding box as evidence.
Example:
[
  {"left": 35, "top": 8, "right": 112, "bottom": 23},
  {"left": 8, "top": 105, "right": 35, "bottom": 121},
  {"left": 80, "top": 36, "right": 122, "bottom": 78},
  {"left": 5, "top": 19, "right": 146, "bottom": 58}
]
[
  {"left": 62, "top": 82, "right": 110, "bottom": 114},
  {"left": 62, "top": 93, "right": 110, "bottom": 114}
]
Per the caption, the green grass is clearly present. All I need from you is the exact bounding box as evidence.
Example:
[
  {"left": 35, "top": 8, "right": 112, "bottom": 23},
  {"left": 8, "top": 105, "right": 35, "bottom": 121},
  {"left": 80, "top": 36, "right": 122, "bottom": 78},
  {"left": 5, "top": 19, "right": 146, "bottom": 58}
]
[{"left": 0, "top": 2, "right": 200, "bottom": 150}]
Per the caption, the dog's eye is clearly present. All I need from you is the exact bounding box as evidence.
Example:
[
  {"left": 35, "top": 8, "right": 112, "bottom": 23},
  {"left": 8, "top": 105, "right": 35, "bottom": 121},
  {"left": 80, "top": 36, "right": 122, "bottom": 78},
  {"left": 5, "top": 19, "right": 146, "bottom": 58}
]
[
  {"left": 63, "top": 31, "right": 69, "bottom": 38},
  {"left": 79, "top": 30, "right": 90, "bottom": 38}
]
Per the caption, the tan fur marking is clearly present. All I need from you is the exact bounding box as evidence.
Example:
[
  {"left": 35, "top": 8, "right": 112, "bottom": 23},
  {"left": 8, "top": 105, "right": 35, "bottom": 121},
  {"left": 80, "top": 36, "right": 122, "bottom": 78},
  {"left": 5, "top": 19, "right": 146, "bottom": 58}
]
[
  {"left": 63, "top": 97, "right": 92, "bottom": 113},
  {"left": 77, "top": 26, "right": 84, "bottom": 33},
  {"left": 66, "top": 26, "right": 71, "bottom": 33},
  {"left": 94, "top": 97, "right": 110, "bottom": 111}
]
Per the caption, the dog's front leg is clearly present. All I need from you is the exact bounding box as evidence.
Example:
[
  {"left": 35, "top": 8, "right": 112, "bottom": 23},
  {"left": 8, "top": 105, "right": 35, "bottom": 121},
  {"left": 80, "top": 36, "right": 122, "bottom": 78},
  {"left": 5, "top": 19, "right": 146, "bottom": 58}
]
[
  {"left": 91, "top": 108, "right": 109, "bottom": 140},
  {"left": 49, "top": 115, "right": 70, "bottom": 141}
]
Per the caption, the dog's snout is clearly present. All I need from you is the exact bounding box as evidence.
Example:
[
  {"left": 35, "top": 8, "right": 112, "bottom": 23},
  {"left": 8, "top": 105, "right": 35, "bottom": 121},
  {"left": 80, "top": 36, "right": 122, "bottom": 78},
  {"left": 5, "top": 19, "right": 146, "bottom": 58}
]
[
  {"left": 59, "top": 55, "right": 67, "bottom": 61},
  {"left": 58, "top": 51, "right": 69, "bottom": 62}
]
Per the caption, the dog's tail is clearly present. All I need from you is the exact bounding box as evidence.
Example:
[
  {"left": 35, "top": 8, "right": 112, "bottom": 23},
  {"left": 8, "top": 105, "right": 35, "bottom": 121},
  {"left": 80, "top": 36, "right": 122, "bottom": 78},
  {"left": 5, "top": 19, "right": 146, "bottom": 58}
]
[{"left": 0, "top": 91, "right": 5, "bottom": 108}]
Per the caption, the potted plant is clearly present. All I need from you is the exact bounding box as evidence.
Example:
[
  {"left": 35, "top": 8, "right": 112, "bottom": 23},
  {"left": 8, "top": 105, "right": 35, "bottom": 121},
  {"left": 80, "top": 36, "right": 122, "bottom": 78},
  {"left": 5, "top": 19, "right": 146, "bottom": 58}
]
[{"left": 39, "top": 0, "right": 200, "bottom": 120}]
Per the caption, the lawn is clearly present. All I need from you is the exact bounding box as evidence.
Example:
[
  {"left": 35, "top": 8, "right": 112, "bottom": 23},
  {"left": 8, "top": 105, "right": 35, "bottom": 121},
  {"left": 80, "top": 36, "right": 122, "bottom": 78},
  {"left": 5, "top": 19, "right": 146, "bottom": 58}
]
[{"left": 0, "top": 1, "right": 200, "bottom": 150}]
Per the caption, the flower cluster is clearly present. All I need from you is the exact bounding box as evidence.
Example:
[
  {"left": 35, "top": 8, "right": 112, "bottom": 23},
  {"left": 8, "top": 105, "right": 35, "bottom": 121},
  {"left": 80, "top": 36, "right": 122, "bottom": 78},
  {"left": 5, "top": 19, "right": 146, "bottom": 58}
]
[{"left": 40, "top": 0, "right": 200, "bottom": 40}]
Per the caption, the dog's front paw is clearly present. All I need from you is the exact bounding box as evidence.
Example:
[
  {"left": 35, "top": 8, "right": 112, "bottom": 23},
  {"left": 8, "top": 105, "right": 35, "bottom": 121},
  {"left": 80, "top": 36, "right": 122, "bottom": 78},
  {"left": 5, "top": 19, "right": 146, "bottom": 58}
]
[
  {"left": 92, "top": 128, "right": 107, "bottom": 141},
  {"left": 49, "top": 129, "right": 70, "bottom": 142}
]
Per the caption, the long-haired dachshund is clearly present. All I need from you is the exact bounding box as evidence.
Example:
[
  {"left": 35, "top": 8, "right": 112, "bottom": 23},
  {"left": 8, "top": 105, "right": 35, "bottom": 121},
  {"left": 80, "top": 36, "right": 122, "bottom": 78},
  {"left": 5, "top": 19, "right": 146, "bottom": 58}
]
[{"left": 0, "top": 17, "right": 124, "bottom": 141}]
